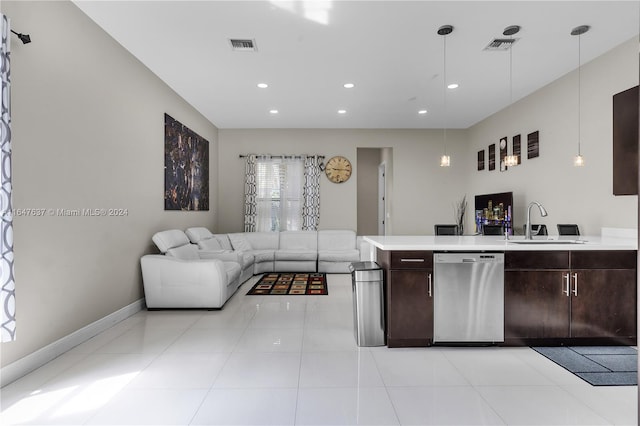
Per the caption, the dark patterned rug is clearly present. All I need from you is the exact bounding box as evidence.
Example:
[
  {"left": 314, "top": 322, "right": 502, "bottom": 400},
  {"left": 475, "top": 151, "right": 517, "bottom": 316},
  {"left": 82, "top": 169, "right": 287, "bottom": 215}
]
[
  {"left": 532, "top": 346, "right": 637, "bottom": 386},
  {"left": 246, "top": 273, "right": 328, "bottom": 295}
]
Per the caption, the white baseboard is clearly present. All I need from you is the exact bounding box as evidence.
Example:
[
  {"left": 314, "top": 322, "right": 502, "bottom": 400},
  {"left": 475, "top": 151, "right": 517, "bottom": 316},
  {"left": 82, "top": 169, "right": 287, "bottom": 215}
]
[{"left": 0, "top": 298, "right": 144, "bottom": 388}]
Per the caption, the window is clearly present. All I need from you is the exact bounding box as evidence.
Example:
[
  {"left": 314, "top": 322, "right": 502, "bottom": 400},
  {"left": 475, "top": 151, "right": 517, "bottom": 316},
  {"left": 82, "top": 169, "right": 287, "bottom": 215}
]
[
  {"left": 244, "top": 154, "right": 321, "bottom": 232},
  {"left": 255, "top": 157, "right": 304, "bottom": 231}
]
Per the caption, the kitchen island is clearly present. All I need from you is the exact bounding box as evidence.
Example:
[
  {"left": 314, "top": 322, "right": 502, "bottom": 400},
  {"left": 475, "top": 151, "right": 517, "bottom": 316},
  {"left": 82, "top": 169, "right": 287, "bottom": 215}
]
[{"left": 364, "top": 234, "right": 637, "bottom": 348}]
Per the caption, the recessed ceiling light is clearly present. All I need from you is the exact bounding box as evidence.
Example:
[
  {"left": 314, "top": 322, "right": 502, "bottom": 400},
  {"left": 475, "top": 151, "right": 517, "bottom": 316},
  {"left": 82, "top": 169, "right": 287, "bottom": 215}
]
[
  {"left": 343, "top": 83, "right": 355, "bottom": 89},
  {"left": 418, "top": 109, "right": 428, "bottom": 115},
  {"left": 257, "top": 83, "right": 268, "bottom": 88},
  {"left": 447, "top": 83, "right": 459, "bottom": 89},
  {"left": 269, "top": 109, "right": 279, "bottom": 114},
  {"left": 338, "top": 109, "right": 347, "bottom": 114}
]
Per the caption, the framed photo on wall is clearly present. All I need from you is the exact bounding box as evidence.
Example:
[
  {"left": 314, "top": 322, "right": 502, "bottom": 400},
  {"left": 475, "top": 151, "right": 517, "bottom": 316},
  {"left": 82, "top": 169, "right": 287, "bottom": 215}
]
[
  {"left": 499, "top": 137, "right": 508, "bottom": 171},
  {"left": 527, "top": 130, "right": 540, "bottom": 159},
  {"left": 513, "top": 134, "right": 522, "bottom": 165},
  {"left": 477, "top": 149, "right": 485, "bottom": 171},
  {"left": 488, "top": 144, "right": 496, "bottom": 171}
]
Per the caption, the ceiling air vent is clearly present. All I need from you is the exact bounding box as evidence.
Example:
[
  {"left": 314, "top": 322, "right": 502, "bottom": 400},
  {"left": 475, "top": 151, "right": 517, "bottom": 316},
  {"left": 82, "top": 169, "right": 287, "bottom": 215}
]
[
  {"left": 484, "top": 38, "right": 519, "bottom": 51},
  {"left": 229, "top": 38, "right": 258, "bottom": 52}
]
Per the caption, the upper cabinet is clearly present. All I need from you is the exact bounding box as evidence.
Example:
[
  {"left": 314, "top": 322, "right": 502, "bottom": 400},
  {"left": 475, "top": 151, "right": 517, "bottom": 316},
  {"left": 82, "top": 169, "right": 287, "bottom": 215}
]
[{"left": 612, "top": 85, "right": 638, "bottom": 196}]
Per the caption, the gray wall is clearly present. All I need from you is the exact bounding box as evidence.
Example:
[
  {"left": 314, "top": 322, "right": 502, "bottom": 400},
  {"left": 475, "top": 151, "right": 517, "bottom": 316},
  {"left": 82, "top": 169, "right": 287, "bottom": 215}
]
[
  {"left": 217, "top": 129, "right": 469, "bottom": 235},
  {"left": 466, "top": 36, "right": 639, "bottom": 235},
  {"left": 0, "top": 1, "right": 219, "bottom": 367}
]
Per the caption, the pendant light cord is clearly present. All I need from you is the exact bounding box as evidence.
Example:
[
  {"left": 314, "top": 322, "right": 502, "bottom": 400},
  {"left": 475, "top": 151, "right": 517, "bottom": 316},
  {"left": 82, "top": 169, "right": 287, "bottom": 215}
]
[
  {"left": 577, "top": 33, "right": 582, "bottom": 156},
  {"left": 443, "top": 33, "right": 448, "bottom": 156}
]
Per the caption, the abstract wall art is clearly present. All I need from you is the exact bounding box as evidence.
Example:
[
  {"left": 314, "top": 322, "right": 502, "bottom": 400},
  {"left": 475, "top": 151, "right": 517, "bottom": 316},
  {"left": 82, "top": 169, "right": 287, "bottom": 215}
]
[{"left": 164, "top": 113, "right": 209, "bottom": 211}]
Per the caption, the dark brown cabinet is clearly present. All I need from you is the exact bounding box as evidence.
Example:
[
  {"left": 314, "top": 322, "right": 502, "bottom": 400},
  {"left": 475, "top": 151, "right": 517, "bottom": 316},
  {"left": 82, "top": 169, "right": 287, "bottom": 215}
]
[
  {"left": 612, "top": 85, "right": 638, "bottom": 196},
  {"left": 377, "top": 249, "right": 433, "bottom": 347},
  {"left": 505, "top": 250, "right": 636, "bottom": 345},
  {"left": 570, "top": 251, "right": 636, "bottom": 340}
]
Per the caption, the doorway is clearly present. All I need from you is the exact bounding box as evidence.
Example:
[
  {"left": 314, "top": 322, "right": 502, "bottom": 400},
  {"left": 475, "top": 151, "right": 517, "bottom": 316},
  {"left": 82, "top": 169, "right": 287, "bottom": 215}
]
[{"left": 357, "top": 148, "right": 391, "bottom": 236}]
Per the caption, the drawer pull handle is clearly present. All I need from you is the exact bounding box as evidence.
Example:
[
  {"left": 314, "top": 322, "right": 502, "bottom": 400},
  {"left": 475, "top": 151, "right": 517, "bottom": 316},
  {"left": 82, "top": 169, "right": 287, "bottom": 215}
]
[
  {"left": 428, "top": 273, "right": 432, "bottom": 297},
  {"left": 400, "top": 258, "right": 425, "bottom": 262}
]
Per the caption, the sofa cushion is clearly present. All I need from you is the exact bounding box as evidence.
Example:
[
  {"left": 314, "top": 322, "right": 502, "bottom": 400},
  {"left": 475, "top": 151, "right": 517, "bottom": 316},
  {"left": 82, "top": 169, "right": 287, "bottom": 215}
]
[
  {"left": 152, "top": 229, "right": 191, "bottom": 253},
  {"left": 228, "top": 233, "right": 253, "bottom": 252},
  {"left": 185, "top": 227, "right": 214, "bottom": 244},
  {"left": 253, "top": 250, "right": 275, "bottom": 263},
  {"left": 275, "top": 250, "right": 317, "bottom": 261},
  {"left": 166, "top": 244, "right": 200, "bottom": 260},
  {"left": 279, "top": 230, "right": 317, "bottom": 250},
  {"left": 244, "top": 232, "right": 280, "bottom": 250},
  {"left": 197, "top": 238, "right": 224, "bottom": 251},
  {"left": 214, "top": 234, "right": 233, "bottom": 250}
]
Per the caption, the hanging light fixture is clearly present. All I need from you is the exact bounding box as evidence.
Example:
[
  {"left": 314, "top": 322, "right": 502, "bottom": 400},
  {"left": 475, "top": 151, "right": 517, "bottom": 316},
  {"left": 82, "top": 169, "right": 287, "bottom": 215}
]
[
  {"left": 503, "top": 25, "right": 521, "bottom": 168},
  {"left": 438, "top": 25, "right": 453, "bottom": 167},
  {"left": 571, "top": 25, "right": 589, "bottom": 167}
]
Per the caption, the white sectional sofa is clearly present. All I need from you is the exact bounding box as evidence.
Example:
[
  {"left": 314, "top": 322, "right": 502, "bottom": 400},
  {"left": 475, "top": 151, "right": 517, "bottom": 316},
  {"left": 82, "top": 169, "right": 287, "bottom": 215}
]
[
  {"left": 142, "top": 228, "right": 363, "bottom": 309},
  {"left": 185, "top": 228, "right": 363, "bottom": 277}
]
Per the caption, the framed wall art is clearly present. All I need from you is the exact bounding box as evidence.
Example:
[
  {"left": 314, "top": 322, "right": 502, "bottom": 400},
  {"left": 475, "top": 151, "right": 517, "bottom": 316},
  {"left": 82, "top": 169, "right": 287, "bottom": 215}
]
[
  {"left": 164, "top": 113, "right": 209, "bottom": 211},
  {"left": 527, "top": 130, "right": 540, "bottom": 159},
  {"left": 513, "top": 134, "right": 522, "bottom": 165},
  {"left": 488, "top": 144, "right": 496, "bottom": 171},
  {"left": 477, "top": 149, "right": 485, "bottom": 171},
  {"left": 499, "top": 137, "right": 508, "bottom": 171}
]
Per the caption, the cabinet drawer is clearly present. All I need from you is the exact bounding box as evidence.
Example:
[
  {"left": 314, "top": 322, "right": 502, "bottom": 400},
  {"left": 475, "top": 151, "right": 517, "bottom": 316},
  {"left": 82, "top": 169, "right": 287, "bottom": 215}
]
[
  {"left": 390, "top": 251, "right": 433, "bottom": 269},
  {"left": 571, "top": 250, "right": 637, "bottom": 270},
  {"left": 505, "top": 251, "right": 569, "bottom": 270}
]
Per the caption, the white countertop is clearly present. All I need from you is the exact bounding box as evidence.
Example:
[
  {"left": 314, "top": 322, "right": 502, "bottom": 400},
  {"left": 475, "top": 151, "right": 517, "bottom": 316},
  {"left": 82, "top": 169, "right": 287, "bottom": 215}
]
[{"left": 363, "top": 235, "right": 638, "bottom": 251}]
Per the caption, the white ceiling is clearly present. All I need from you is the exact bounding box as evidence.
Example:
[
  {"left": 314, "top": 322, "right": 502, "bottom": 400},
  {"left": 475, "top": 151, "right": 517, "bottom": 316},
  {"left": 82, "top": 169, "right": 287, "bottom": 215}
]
[{"left": 73, "top": 1, "right": 639, "bottom": 129}]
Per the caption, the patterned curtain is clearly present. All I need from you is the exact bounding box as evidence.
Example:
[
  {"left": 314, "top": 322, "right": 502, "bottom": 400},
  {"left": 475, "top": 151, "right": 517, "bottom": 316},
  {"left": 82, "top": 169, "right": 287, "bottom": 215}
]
[
  {"left": 243, "top": 155, "right": 257, "bottom": 232},
  {"left": 302, "top": 155, "right": 321, "bottom": 230},
  {"left": 0, "top": 14, "right": 15, "bottom": 342},
  {"left": 243, "top": 154, "right": 321, "bottom": 232}
]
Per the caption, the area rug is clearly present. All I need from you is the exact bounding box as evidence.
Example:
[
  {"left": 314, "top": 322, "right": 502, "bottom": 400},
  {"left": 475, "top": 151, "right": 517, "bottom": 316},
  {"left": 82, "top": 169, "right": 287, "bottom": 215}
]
[
  {"left": 532, "top": 346, "right": 637, "bottom": 386},
  {"left": 246, "top": 273, "right": 328, "bottom": 295}
]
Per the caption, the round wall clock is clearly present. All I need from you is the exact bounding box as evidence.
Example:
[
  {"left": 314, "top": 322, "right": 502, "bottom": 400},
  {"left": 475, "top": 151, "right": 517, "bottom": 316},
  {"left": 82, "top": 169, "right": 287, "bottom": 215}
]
[{"left": 325, "top": 155, "right": 352, "bottom": 183}]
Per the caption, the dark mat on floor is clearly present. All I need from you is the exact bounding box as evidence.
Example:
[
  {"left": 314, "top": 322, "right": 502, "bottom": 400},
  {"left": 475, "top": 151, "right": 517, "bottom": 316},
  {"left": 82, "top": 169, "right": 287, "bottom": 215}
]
[
  {"left": 532, "top": 346, "right": 637, "bottom": 386},
  {"left": 246, "top": 273, "right": 328, "bottom": 295}
]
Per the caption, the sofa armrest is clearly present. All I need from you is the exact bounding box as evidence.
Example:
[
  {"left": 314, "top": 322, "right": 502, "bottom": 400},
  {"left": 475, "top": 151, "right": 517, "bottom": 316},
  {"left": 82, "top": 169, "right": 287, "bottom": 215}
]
[{"left": 140, "top": 255, "right": 228, "bottom": 308}]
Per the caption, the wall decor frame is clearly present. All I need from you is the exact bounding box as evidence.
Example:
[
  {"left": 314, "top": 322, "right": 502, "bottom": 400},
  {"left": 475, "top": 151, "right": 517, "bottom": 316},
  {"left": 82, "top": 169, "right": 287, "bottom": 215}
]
[
  {"left": 477, "top": 149, "right": 485, "bottom": 171},
  {"left": 488, "top": 144, "right": 496, "bottom": 171},
  {"left": 513, "top": 134, "right": 522, "bottom": 165},
  {"left": 499, "top": 137, "right": 508, "bottom": 171},
  {"left": 527, "top": 130, "right": 540, "bottom": 159},
  {"left": 164, "top": 113, "right": 209, "bottom": 211}
]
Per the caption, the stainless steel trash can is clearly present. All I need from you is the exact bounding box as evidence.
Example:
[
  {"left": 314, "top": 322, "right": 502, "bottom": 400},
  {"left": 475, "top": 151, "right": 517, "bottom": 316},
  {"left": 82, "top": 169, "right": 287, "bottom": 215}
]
[{"left": 349, "top": 261, "right": 385, "bottom": 347}]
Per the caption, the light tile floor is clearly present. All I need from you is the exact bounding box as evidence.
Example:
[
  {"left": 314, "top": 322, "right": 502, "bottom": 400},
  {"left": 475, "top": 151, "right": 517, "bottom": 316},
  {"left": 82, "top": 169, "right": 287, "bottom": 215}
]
[{"left": 1, "top": 274, "right": 637, "bottom": 425}]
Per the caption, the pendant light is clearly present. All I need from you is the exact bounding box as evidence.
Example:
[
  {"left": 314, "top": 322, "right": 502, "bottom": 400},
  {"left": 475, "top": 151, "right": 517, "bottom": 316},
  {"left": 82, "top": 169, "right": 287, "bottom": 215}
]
[
  {"left": 503, "top": 25, "right": 521, "bottom": 168},
  {"left": 571, "top": 25, "right": 589, "bottom": 167},
  {"left": 438, "top": 25, "right": 453, "bottom": 167}
]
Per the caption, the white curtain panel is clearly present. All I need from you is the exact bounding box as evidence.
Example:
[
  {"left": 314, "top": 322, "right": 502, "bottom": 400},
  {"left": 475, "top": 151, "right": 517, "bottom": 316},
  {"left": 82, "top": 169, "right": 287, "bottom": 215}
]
[{"left": 0, "top": 14, "right": 15, "bottom": 342}]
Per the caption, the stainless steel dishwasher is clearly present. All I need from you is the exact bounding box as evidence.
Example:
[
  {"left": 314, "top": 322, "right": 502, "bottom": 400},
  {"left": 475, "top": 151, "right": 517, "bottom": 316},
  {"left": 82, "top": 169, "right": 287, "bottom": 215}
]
[{"left": 433, "top": 253, "right": 504, "bottom": 344}]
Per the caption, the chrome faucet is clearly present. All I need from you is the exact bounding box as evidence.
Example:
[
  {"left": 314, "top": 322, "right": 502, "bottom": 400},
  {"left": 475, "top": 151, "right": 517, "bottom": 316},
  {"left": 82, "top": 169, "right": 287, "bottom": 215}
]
[{"left": 525, "top": 201, "right": 548, "bottom": 240}]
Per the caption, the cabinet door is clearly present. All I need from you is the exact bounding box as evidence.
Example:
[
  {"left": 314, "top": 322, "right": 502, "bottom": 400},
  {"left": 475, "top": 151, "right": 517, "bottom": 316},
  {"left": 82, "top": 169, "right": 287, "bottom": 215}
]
[
  {"left": 505, "top": 270, "right": 570, "bottom": 340},
  {"left": 570, "top": 269, "right": 637, "bottom": 338},
  {"left": 387, "top": 269, "right": 433, "bottom": 346}
]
